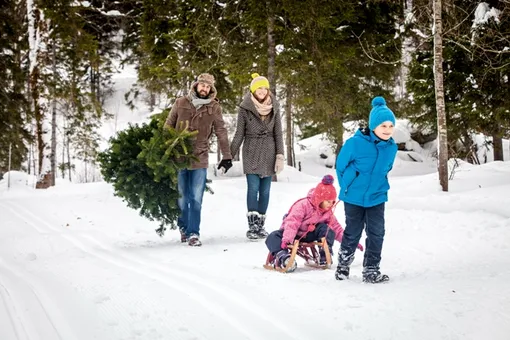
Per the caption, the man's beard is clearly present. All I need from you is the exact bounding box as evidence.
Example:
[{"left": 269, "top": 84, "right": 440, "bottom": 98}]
[{"left": 196, "top": 89, "right": 209, "bottom": 99}]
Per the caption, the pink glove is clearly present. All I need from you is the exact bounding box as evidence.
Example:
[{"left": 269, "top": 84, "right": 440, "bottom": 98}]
[
  {"left": 281, "top": 241, "right": 289, "bottom": 249},
  {"left": 357, "top": 243, "right": 364, "bottom": 252}
]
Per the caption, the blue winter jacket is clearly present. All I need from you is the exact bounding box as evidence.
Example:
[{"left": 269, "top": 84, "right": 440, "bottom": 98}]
[{"left": 336, "top": 128, "right": 398, "bottom": 208}]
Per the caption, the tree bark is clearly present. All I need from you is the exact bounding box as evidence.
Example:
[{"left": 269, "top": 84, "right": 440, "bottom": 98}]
[
  {"left": 285, "top": 83, "right": 294, "bottom": 167},
  {"left": 433, "top": 0, "right": 448, "bottom": 192},
  {"left": 51, "top": 38, "right": 57, "bottom": 186},
  {"left": 267, "top": 1, "right": 276, "bottom": 96},
  {"left": 267, "top": 1, "right": 277, "bottom": 181},
  {"left": 493, "top": 133, "right": 504, "bottom": 161}
]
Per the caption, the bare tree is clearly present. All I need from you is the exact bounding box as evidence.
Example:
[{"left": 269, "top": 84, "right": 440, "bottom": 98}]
[{"left": 433, "top": 0, "right": 449, "bottom": 191}]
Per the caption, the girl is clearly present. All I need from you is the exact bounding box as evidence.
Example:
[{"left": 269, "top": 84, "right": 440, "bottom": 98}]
[
  {"left": 335, "top": 96, "right": 398, "bottom": 283},
  {"left": 230, "top": 73, "right": 285, "bottom": 240},
  {"left": 265, "top": 175, "right": 363, "bottom": 272}
]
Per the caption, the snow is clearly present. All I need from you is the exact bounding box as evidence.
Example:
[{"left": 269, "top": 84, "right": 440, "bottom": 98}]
[
  {"left": 472, "top": 2, "right": 501, "bottom": 28},
  {"left": 2, "top": 136, "right": 510, "bottom": 339},
  {"left": 3, "top": 44, "right": 510, "bottom": 338}
]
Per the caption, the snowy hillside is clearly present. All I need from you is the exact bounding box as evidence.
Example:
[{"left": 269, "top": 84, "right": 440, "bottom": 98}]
[
  {"left": 1, "top": 141, "right": 510, "bottom": 339},
  {"left": 2, "top": 60, "right": 510, "bottom": 339}
]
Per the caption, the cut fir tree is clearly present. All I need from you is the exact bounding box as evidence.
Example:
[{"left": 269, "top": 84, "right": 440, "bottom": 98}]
[{"left": 98, "top": 111, "right": 198, "bottom": 236}]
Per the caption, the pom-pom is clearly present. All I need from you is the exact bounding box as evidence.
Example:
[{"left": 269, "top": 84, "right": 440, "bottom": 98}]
[
  {"left": 371, "top": 96, "right": 386, "bottom": 107},
  {"left": 251, "top": 73, "right": 260, "bottom": 79},
  {"left": 322, "top": 175, "right": 334, "bottom": 185}
]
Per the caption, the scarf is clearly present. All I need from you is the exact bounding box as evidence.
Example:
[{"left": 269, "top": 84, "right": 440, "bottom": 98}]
[
  {"left": 250, "top": 93, "right": 273, "bottom": 120},
  {"left": 189, "top": 88, "right": 213, "bottom": 110}
]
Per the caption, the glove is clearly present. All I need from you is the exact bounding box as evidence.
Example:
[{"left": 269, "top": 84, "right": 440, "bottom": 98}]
[
  {"left": 217, "top": 159, "right": 233, "bottom": 173},
  {"left": 357, "top": 243, "right": 364, "bottom": 252},
  {"left": 275, "top": 154, "right": 285, "bottom": 175},
  {"left": 281, "top": 241, "right": 289, "bottom": 249}
]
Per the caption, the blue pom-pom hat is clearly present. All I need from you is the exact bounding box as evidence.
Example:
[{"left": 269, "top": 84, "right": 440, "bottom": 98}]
[{"left": 368, "top": 96, "right": 396, "bottom": 130}]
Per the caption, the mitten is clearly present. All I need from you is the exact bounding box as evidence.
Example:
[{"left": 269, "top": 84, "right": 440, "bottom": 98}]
[
  {"left": 357, "top": 243, "right": 364, "bottom": 252},
  {"left": 275, "top": 154, "right": 285, "bottom": 175},
  {"left": 217, "top": 159, "right": 233, "bottom": 173},
  {"left": 281, "top": 241, "right": 289, "bottom": 250}
]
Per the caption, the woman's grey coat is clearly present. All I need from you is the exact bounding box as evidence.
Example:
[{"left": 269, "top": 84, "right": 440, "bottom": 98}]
[{"left": 230, "top": 93, "right": 284, "bottom": 177}]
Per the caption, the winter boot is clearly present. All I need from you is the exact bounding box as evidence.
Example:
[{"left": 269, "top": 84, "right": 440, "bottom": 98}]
[
  {"left": 335, "top": 249, "right": 355, "bottom": 280},
  {"left": 256, "top": 214, "right": 269, "bottom": 239},
  {"left": 246, "top": 212, "right": 260, "bottom": 240},
  {"left": 188, "top": 234, "right": 202, "bottom": 247},
  {"left": 179, "top": 229, "right": 187, "bottom": 243},
  {"left": 319, "top": 246, "right": 333, "bottom": 266},
  {"left": 362, "top": 268, "right": 389, "bottom": 283},
  {"left": 275, "top": 249, "right": 297, "bottom": 273}
]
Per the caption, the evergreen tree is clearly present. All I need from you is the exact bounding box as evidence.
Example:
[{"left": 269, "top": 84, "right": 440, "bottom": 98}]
[
  {"left": 281, "top": 1, "right": 403, "bottom": 153},
  {"left": 0, "top": 0, "right": 30, "bottom": 176},
  {"left": 405, "top": 0, "right": 509, "bottom": 162},
  {"left": 97, "top": 112, "right": 197, "bottom": 236}
]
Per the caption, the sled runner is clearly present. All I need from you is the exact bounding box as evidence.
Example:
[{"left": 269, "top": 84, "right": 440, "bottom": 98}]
[{"left": 263, "top": 237, "right": 332, "bottom": 273}]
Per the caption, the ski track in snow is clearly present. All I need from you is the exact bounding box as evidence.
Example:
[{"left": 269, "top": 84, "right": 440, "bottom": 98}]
[
  {"left": 0, "top": 257, "right": 73, "bottom": 340},
  {"left": 0, "top": 278, "right": 27, "bottom": 340},
  {"left": 0, "top": 200, "right": 334, "bottom": 340}
]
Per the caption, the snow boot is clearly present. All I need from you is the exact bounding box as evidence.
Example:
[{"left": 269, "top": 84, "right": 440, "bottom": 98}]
[
  {"left": 275, "top": 249, "right": 297, "bottom": 273},
  {"left": 188, "top": 234, "right": 202, "bottom": 247},
  {"left": 256, "top": 214, "right": 269, "bottom": 239},
  {"left": 319, "top": 246, "right": 333, "bottom": 266},
  {"left": 335, "top": 249, "right": 355, "bottom": 280},
  {"left": 246, "top": 212, "right": 260, "bottom": 240},
  {"left": 335, "top": 265, "right": 350, "bottom": 280},
  {"left": 363, "top": 268, "right": 389, "bottom": 283}
]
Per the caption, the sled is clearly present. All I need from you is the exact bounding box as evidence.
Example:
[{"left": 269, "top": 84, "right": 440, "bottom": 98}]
[{"left": 263, "top": 237, "right": 332, "bottom": 273}]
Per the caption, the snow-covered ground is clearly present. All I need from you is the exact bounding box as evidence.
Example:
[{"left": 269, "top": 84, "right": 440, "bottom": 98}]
[
  {"left": 2, "top": 54, "right": 510, "bottom": 339},
  {"left": 1, "top": 150, "right": 510, "bottom": 339}
]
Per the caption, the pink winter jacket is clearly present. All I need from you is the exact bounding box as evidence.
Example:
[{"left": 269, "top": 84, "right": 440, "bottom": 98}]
[{"left": 280, "top": 189, "right": 344, "bottom": 245}]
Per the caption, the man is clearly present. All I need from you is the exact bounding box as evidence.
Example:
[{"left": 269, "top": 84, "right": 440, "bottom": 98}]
[{"left": 165, "top": 73, "right": 232, "bottom": 246}]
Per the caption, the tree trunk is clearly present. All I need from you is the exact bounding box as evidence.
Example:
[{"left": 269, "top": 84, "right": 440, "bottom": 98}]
[
  {"left": 67, "top": 135, "right": 72, "bottom": 182},
  {"left": 50, "top": 39, "right": 57, "bottom": 186},
  {"left": 493, "top": 133, "right": 504, "bottom": 161},
  {"left": 267, "top": 1, "right": 276, "bottom": 96},
  {"left": 433, "top": 0, "right": 448, "bottom": 192},
  {"left": 267, "top": 1, "right": 277, "bottom": 181},
  {"left": 285, "top": 83, "right": 294, "bottom": 167}
]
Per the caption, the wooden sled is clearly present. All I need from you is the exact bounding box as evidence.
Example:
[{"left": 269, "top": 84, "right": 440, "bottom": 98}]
[{"left": 263, "top": 237, "right": 332, "bottom": 273}]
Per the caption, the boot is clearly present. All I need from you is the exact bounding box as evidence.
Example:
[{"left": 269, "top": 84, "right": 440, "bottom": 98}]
[
  {"left": 362, "top": 267, "right": 389, "bottom": 283},
  {"left": 256, "top": 214, "right": 269, "bottom": 239},
  {"left": 274, "top": 249, "right": 297, "bottom": 273},
  {"left": 179, "top": 228, "right": 187, "bottom": 243},
  {"left": 335, "top": 249, "right": 355, "bottom": 280},
  {"left": 188, "top": 234, "right": 202, "bottom": 247},
  {"left": 319, "top": 246, "right": 333, "bottom": 266},
  {"left": 246, "top": 212, "right": 260, "bottom": 240},
  {"left": 335, "top": 265, "right": 350, "bottom": 280}
]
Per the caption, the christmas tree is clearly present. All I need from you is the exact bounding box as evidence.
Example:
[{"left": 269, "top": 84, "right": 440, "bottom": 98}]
[{"left": 98, "top": 111, "right": 197, "bottom": 236}]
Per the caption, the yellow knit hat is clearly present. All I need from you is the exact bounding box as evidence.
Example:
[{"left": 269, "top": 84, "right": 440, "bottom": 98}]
[{"left": 250, "top": 73, "right": 270, "bottom": 93}]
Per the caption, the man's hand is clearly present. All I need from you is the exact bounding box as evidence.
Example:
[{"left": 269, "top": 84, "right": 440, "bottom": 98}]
[{"left": 217, "top": 159, "right": 233, "bottom": 173}]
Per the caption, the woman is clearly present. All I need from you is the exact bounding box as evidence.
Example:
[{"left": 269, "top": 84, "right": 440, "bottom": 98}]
[{"left": 230, "top": 73, "right": 285, "bottom": 240}]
